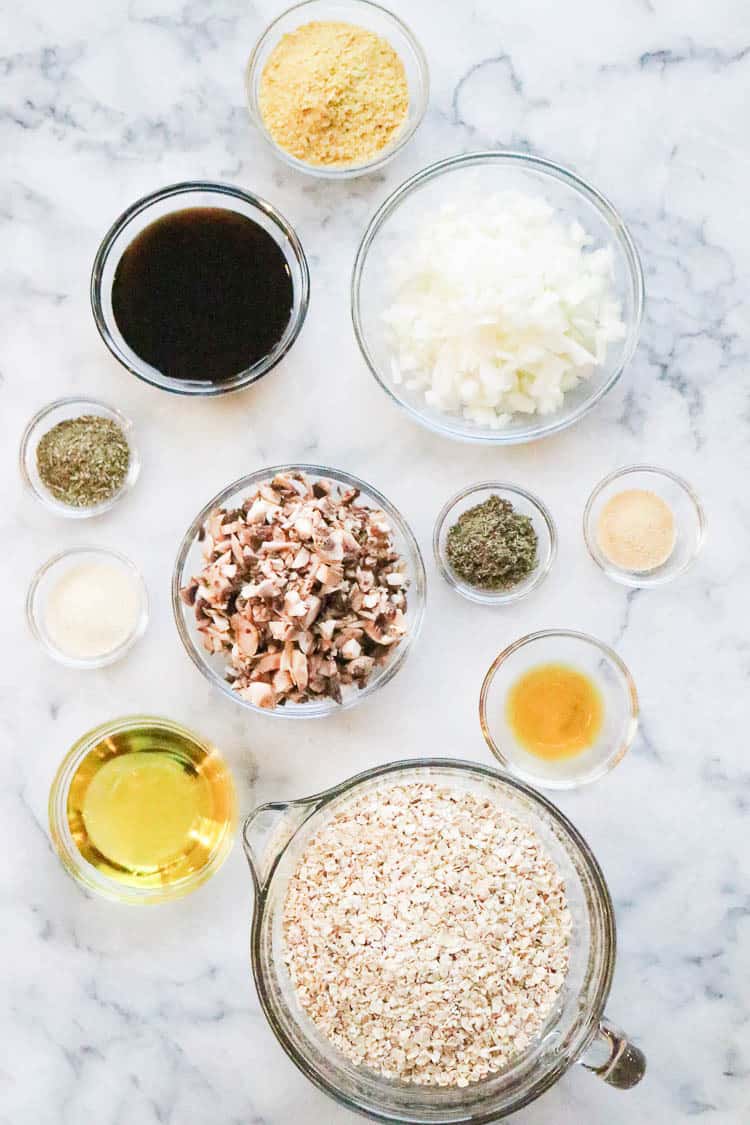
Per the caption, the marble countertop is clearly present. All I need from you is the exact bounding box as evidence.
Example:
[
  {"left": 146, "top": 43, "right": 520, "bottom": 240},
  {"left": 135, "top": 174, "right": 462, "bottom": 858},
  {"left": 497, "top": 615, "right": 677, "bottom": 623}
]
[{"left": 3, "top": 0, "right": 748, "bottom": 1121}]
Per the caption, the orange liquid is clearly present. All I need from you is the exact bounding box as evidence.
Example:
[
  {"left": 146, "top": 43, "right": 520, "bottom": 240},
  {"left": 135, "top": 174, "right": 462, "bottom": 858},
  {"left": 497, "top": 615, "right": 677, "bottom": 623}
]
[{"left": 507, "top": 663, "right": 603, "bottom": 760}]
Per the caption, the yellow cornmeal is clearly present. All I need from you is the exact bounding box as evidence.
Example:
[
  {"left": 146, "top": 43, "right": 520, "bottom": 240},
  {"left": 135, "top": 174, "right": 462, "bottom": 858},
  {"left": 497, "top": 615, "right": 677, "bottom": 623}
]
[{"left": 258, "top": 21, "right": 409, "bottom": 167}]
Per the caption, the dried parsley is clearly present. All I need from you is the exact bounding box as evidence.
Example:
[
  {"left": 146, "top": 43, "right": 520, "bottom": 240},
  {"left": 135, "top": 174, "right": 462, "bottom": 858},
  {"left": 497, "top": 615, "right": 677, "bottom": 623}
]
[
  {"left": 446, "top": 494, "right": 538, "bottom": 590},
  {"left": 36, "top": 415, "right": 130, "bottom": 507}
]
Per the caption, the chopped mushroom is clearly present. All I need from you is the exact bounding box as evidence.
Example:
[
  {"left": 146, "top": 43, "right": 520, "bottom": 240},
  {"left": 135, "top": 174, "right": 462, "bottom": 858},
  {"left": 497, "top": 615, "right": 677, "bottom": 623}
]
[{"left": 180, "top": 472, "right": 410, "bottom": 708}]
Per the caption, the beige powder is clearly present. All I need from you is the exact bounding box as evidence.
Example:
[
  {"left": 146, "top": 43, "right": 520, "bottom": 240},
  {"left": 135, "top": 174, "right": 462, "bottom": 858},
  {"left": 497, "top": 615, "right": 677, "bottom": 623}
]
[
  {"left": 258, "top": 21, "right": 409, "bottom": 167},
  {"left": 596, "top": 488, "right": 676, "bottom": 572}
]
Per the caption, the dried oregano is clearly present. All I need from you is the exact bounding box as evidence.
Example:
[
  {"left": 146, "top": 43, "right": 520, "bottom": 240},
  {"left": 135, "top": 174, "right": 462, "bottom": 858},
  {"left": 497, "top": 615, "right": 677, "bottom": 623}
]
[
  {"left": 446, "top": 494, "right": 538, "bottom": 590},
  {"left": 36, "top": 415, "right": 130, "bottom": 507}
]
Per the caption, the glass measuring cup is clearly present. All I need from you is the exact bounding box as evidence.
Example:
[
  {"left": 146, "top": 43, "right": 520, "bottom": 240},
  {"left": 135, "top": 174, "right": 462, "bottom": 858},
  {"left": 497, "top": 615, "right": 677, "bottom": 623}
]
[{"left": 243, "top": 758, "right": 645, "bottom": 1122}]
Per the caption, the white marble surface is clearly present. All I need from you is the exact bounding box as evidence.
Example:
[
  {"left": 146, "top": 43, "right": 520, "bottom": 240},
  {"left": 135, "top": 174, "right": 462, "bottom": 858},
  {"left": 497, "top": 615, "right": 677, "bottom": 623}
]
[{"left": 2, "top": 0, "right": 748, "bottom": 1121}]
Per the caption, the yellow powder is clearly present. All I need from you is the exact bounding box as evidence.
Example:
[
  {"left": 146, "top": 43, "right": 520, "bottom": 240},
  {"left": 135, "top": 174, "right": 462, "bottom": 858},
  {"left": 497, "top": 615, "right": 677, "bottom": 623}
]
[
  {"left": 258, "top": 21, "right": 409, "bottom": 167},
  {"left": 596, "top": 489, "right": 676, "bottom": 572}
]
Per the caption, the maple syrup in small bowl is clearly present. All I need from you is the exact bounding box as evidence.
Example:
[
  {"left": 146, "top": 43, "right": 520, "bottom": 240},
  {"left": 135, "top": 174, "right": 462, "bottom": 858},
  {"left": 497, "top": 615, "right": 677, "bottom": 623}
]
[{"left": 91, "top": 182, "right": 309, "bottom": 395}]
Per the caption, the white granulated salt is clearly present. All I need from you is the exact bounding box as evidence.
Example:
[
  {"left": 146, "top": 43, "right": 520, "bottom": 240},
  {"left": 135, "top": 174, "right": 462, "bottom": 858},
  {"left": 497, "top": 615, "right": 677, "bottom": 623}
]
[{"left": 44, "top": 562, "right": 141, "bottom": 660}]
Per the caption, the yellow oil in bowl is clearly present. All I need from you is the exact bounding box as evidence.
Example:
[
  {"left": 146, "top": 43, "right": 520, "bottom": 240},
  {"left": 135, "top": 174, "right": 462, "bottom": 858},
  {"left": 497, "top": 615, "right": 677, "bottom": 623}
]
[
  {"left": 506, "top": 663, "right": 603, "bottom": 760},
  {"left": 52, "top": 717, "right": 236, "bottom": 901}
]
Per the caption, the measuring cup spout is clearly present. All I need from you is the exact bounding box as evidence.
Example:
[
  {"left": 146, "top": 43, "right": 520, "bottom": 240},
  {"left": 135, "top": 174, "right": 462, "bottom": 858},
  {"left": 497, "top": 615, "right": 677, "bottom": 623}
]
[{"left": 242, "top": 798, "right": 320, "bottom": 894}]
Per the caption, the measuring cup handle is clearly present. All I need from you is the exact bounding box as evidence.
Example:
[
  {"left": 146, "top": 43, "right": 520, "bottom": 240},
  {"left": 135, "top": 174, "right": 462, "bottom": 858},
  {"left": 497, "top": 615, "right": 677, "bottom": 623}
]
[
  {"left": 580, "top": 1018, "right": 646, "bottom": 1089},
  {"left": 242, "top": 799, "right": 319, "bottom": 893}
]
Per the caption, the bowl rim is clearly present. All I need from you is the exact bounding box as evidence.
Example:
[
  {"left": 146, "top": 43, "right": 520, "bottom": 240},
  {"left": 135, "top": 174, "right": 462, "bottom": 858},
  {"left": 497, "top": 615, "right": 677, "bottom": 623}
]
[
  {"left": 19, "top": 395, "right": 140, "bottom": 518},
  {"left": 244, "top": 0, "right": 430, "bottom": 180},
  {"left": 171, "top": 463, "right": 427, "bottom": 718},
  {"left": 582, "top": 463, "right": 706, "bottom": 588},
  {"left": 27, "top": 545, "right": 150, "bottom": 668},
  {"left": 90, "top": 180, "right": 310, "bottom": 396},
  {"left": 351, "top": 149, "right": 645, "bottom": 445},
  {"left": 433, "top": 481, "right": 557, "bottom": 605},
  {"left": 48, "top": 713, "right": 237, "bottom": 904},
  {"left": 249, "top": 756, "right": 617, "bottom": 1123},
  {"left": 478, "top": 628, "right": 639, "bottom": 789}
]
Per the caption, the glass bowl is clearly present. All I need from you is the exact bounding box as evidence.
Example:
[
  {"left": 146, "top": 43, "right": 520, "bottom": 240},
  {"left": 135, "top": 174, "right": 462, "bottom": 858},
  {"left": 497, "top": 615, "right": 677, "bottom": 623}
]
[
  {"left": 27, "top": 547, "right": 149, "bottom": 668},
  {"left": 172, "top": 464, "right": 426, "bottom": 718},
  {"left": 91, "top": 181, "right": 310, "bottom": 395},
  {"left": 433, "top": 482, "right": 556, "bottom": 605},
  {"left": 243, "top": 758, "right": 645, "bottom": 1122},
  {"left": 19, "top": 397, "right": 140, "bottom": 518},
  {"left": 245, "top": 0, "right": 429, "bottom": 179},
  {"left": 479, "top": 630, "right": 639, "bottom": 789},
  {"left": 583, "top": 465, "right": 705, "bottom": 588},
  {"left": 352, "top": 151, "right": 644, "bottom": 444},
  {"left": 49, "top": 715, "right": 237, "bottom": 904}
]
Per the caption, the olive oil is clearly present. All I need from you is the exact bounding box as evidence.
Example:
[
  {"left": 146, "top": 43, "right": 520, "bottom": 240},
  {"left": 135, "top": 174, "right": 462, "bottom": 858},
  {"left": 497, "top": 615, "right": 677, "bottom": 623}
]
[
  {"left": 507, "top": 663, "right": 603, "bottom": 760},
  {"left": 64, "top": 720, "right": 236, "bottom": 892}
]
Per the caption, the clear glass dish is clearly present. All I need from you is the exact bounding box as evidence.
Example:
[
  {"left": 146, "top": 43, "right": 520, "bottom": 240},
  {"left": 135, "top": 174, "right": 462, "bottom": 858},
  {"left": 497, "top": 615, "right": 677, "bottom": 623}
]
[
  {"left": 19, "top": 396, "right": 140, "bottom": 518},
  {"left": 243, "top": 758, "right": 645, "bottom": 1122},
  {"left": 172, "top": 464, "right": 426, "bottom": 718},
  {"left": 583, "top": 465, "right": 705, "bottom": 588},
  {"left": 49, "top": 715, "right": 237, "bottom": 904},
  {"left": 352, "top": 151, "right": 644, "bottom": 444},
  {"left": 245, "top": 0, "right": 429, "bottom": 179},
  {"left": 433, "top": 482, "right": 556, "bottom": 605},
  {"left": 27, "top": 547, "right": 149, "bottom": 669},
  {"left": 91, "top": 181, "right": 310, "bottom": 395},
  {"left": 479, "top": 630, "right": 639, "bottom": 790}
]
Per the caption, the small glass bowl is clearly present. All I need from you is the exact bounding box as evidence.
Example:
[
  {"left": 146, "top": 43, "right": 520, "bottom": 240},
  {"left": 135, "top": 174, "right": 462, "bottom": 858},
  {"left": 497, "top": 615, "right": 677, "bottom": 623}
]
[
  {"left": 583, "top": 465, "right": 705, "bottom": 588},
  {"left": 352, "top": 151, "right": 644, "bottom": 444},
  {"left": 91, "top": 181, "right": 310, "bottom": 395},
  {"left": 245, "top": 0, "right": 429, "bottom": 179},
  {"left": 48, "top": 715, "right": 237, "bottom": 904},
  {"left": 27, "top": 547, "right": 149, "bottom": 668},
  {"left": 479, "top": 630, "right": 639, "bottom": 789},
  {"left": 433, "top": 482, "right": 556, "bottom": 605},
  {"left": 19, "top": 397, "right": 140, "bottom": 518},
  {"left": 172, "top": 464, "right": 426, "bottom": 718}
]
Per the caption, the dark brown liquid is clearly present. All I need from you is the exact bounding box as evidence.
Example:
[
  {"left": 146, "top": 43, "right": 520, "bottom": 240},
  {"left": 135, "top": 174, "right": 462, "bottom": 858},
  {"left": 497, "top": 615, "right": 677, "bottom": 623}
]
[{"left": 111, "top": 207, "right": 294, "bottom": 384}]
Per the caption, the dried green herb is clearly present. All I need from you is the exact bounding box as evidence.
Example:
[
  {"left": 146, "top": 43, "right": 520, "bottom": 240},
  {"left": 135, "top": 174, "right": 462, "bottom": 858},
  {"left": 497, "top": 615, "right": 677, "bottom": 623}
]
[
  {"left": 446, "top": 494, "right": 538, "bottom": 590},
  {"left": 36, "top": 415, "right": 130, "bottom": 507}
]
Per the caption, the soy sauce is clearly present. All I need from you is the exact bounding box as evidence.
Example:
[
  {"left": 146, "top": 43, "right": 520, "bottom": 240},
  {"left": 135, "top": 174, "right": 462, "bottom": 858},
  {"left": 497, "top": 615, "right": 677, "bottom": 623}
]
[{"left": 111, "top": 207, "right": 294, "bottom": 384}]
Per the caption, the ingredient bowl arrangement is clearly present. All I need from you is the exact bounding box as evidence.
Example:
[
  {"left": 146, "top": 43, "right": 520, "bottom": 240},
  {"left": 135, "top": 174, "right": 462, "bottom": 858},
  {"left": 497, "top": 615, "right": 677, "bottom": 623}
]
[
  {"left": 352, "top": 151, "right": 644, "bottom": 443},
  {"left": 243, "top": 759, "right": 645, "bottom": 1122},
  {"left": 172, "top": 464, "right": 426, "bottom": 717}
]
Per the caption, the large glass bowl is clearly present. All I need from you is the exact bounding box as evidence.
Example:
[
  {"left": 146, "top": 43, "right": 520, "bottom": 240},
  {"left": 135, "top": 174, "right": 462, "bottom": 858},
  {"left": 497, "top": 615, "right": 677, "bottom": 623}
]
[
  {"left": 91, "top": 181, "right": 310, "bottom": 395},
  {"left": 243, "top": 758, "right": 646, "bottom": 1122},
  {"left": 172, "top": 465, "right": 426, "bottom": 718},
  {"left": 245, "top": 0, "right": 429, "bottom": 179},
  {"left": 352, "top": 151, "right": 644, "bottom": 444}
]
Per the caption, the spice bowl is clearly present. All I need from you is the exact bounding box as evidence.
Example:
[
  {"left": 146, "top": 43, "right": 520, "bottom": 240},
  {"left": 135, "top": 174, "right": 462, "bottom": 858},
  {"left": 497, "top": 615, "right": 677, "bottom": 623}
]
[
  {"left": 583, "top": 465, "right": 705, "bottom": 588},
  {"left": 19, "top": 397, "right": 140, "bottom": 518},
  {"left": 172, "top": 464, "right": 426, "bottom": 719},
  {"left": 480, "top": 630, "right": 639, "bottom": 789},
  {"left": 91, "top": 181, "right": 310, "bottom": 395},
  {"left": 27, "top": 547, "right": 149, "bottom": 669},
  {"left": 245, "top": 0, "right": 429, "bottom": 179},
  {"left": 434, "top": 482, "right": 556, "bottom": 605}
]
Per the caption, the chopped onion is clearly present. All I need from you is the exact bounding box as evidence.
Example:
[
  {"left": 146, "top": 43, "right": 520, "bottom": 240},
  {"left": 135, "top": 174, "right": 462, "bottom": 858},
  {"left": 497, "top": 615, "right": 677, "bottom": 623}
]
[{"left": 381, "top": 192, "right": 626, "bottom": 427}]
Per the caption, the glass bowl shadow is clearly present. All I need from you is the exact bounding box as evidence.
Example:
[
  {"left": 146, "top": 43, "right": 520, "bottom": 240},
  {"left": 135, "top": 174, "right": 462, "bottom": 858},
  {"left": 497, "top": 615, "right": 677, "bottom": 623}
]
[
  {"left": 91, "top": 181, "right": 310, "bottom": 395},
  {"left": 172, "top": 464, "right": 426, "bottom": 718}
]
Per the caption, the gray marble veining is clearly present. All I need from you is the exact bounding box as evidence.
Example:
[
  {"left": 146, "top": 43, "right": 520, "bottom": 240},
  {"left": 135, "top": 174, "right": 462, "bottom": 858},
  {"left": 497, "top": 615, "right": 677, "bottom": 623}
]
[{"left": 2, "top": 0, "right": 748, "bottom": 1121}]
